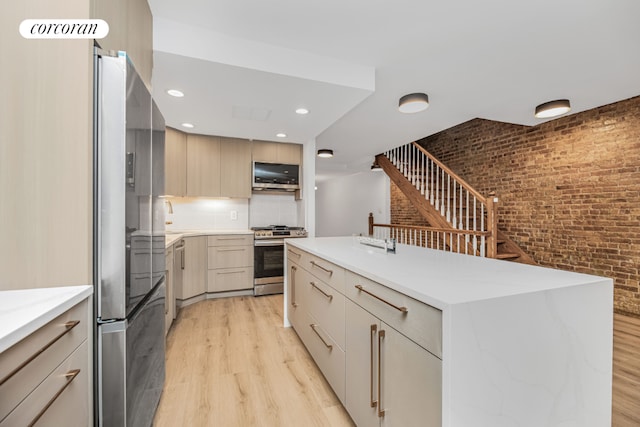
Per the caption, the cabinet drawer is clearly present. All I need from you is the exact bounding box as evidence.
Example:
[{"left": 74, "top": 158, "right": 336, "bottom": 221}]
[
  {"left": 207, "top": 234, "right": 253, "bottom": 247},
  {"left": 303, "top": 274, "right": 345, "bottom": 350},
  {"left": 208, "top": 246, "right": 253, "bottom": 269},
  {"left": 301, "top": 311, "right": 346, "bottom": 405},
  {"left": 1, "top": 340, "right": 90, "bottom": 427},
  {"left": 207, "top": 267, "right": 253, "bottom": 292},
  {"left": 345, "top": 271, "right": 442, "bottom": 359},
  {"left": 290, "top": 248, "right": 345, "bottom": 293},
  {"left": 0, "top": 299, "right": 88, "bottom": 420}
]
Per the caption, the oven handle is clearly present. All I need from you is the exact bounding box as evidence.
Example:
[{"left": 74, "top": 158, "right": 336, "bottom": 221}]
[{"left": 254, "top": 240, "right": 285, "bottom": 247}]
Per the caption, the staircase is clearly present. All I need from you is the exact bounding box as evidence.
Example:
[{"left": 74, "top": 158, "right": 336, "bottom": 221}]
[{"left": 372, "top": 142, "right": 535, "bottom": 264}]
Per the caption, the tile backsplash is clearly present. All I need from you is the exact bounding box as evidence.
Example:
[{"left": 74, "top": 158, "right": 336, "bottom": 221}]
[
  {"left": 249, "top": 193, "right": 299, "bottom": 227},
  {"left": 164, "top": 198, "right": 249, "bottom": 230}
]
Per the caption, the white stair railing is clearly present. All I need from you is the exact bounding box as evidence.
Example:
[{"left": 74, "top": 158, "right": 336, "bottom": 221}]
[{"left": 384, "top": 142, "right": 498, "bottom": 257}]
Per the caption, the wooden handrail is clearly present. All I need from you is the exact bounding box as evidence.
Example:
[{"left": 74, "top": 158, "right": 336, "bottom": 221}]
[{"left": 411, "top": 142, "right": 487, "bottom": 203}]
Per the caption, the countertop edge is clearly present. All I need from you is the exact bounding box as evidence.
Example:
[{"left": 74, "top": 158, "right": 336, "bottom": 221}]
[{"left": 0, "top": 285, "right": 93, "bottom": 353}]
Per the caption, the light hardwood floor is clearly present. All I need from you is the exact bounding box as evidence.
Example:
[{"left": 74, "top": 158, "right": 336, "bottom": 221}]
[
  {"left": 155, "top": 296, "right": 639, "bottom": 426},
  {"left": 612, "top": 313, "right": 640, "bottom": 426},
  {"left": 153, "top": 295, "right": 355, "bottom": 427}
]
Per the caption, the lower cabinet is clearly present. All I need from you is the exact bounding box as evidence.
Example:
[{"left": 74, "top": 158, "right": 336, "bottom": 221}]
[
  {"left": 0, "top": 297, "right": 91, "bottom": 426},
  {"left": 206, "top": 235, "right": 253, "bottom": 293},
  {"left": 165, "top": 245, "right": 175, "bottom": 335},
  {"left": 286, "top": 246, "right": 442, "bottom": 427},
  {"left": 345, "top": 300, "right": 441, "bottom": 427},
  {"left": 177, "top": 236, "right": 207, "bottom": 300}
]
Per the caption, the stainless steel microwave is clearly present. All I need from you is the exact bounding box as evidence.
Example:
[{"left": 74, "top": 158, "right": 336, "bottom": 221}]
[{"left": 252, "top": 162, "right": 300, "bottom": 191}]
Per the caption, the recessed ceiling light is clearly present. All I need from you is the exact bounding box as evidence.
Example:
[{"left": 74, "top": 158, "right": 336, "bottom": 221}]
[
  {"left": 398, "top": 93, "right": 429, "bottom": 114},
  {"left": 534, "top": 99, "right": 571, "bottom": 119},
  {"left": 276, "top": 133, "right": 287, "bottom": 138},
  {"left": 181, "top": 123, "right": 194, "bottom": 129},
  {"left": 167, "top": 89, "right": 184, "bottom": 97},
  {"left": 295, "top": 108, "right": 309, "bottom": 115},
  {"left": 317, "top": 149, "right": 334, "bottom": 158}
]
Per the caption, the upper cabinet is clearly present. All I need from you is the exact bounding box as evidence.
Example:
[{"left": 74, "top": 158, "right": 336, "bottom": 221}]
[
  {"left": 252, "top": 140, "right": 302, "bottom": 165},
  {"left": 165, "top": 127, "right": 187, "bottom": 197},
  {"left": 220, "top": 137, "right": 252, "bottom": 198},
  {"left": 92, "top": 0, "right": 153, "bottom": 88},
  {"left": 186, "top": 134, "right": 221, "bottom": 197}
]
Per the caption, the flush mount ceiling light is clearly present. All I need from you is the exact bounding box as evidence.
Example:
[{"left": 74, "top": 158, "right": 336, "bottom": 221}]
[
  {"left": 317, "top": 149, "right": 334, "bottom": 158},
  {"left": 181, "top": 123, "right": 194, "bottom": 129},
  {"left": 534, "top": 99, "right": 571, "bottom": 119},
  {"left": 398, "top": 93, "right": 429, "bottom": 113},
  {"left": 167, "top": 89, "right": 184, "bottom": 97},
  {"left": 295, "top": 108, "right": 309, "bottom": 115},
  {"left": 276, "top": 132, "right": 287, "bottom": 138}
]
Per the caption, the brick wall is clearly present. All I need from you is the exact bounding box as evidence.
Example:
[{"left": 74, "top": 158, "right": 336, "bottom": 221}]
[{"left": 392, "top": 95, "right": 640, "bottom": 315}]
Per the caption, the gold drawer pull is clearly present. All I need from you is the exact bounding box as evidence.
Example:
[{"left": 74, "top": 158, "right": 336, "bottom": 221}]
[
  {"left": 290, "top": 265, "right": 298, "bottom": 307},
  {"left": 355, "top": 285, "right": 408, "bottom": 314},
  {"left": 370, "top": 324, "right": 378, "bottom": 409},
  {"left": 216, "top": 237, "right": 245, "bottom": 240},
  {"left": 310, "top": 260, "right": 333, "bottom": 276},
  {"left": 288, "top": 249, "right": 301, "bottom": 258},
  {"left": 29, "top": 369, "right": 81, "bottom": 427},
  {"left": 378, "top": 330, "right": 386, "bottom": 418},
  {"left": 217, "top": 248, "right": 245, "bottom": 252},
  {"left": 310, "top": 324, "right": 333, "bottom": 350},
  {"left": 0, "top": 320, "right": 80, "bottom": 386},
  {"left": 310, "top": 281, "right": 333, "bottom": 301}
]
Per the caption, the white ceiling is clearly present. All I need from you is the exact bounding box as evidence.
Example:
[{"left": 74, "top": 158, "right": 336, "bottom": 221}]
[{"left": 149, "top": 0, "right": 640, "bottom": 182}]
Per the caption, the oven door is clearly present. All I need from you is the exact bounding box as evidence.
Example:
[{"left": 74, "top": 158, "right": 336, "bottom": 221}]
[{"left": 254, "top": 240, "right": 285, "bottom": 295}]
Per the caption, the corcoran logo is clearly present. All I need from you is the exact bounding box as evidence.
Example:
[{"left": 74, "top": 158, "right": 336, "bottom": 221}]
[{"left": 19, "top": 19, "right": 109, "bottom": 39}]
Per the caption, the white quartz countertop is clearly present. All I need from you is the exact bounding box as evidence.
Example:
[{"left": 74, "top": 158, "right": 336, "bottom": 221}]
[
  {"left": 0, "top": 285, "right": 93, "bottom": 353},
  {"left": 165, "top": 229, "right": 253, "bottom": 248},
  {"left": 286, "top": 236, "right": 610, "bottom": 310}
]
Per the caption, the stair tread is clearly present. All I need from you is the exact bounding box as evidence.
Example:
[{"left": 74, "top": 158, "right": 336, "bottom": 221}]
[{"left": 496, "top": 253, "right": 520, "bottom": 259}]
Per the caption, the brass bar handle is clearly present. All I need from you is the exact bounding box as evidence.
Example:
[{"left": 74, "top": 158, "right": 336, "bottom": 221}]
[
  {"left": 217, "top": 237, "right": 245, "bottom": 240},
  {"left": 310, "top": 260, "right": 333, "bottom": 276},
  {"left": 0, "top": 320, "right": 80, "bottom": 386},
  {"left": 355, "top": 285, "right": 408, "bottom": 314},
  {"left": 216, "top": 270, "right": 242, "bottom": 275},
  {"left": 217, "top": 248, "right": 244, "bottom": 252},
  {"left": 181, "top": 247, "right": 185, "bottom": 270},
  {"left": 310, "top": 324, "right": 333, "bottom": 350},
  {"left": 309, "top": 281, "right": 333, "bottom": 301},
  {"left": 29, "top": 369, "right": 81, "bottom": 427},
  {"left": 378, "top": 330, "right": 386, "bottom": 418},
  {"left": 288, "top": 249, "right": 302, "bottom": 258},
  {"left": 370, "top": 324, "right": 378, "bottom": 408},
  {"left": 291, "top": 265, "right": 298, "bottom": 307}
]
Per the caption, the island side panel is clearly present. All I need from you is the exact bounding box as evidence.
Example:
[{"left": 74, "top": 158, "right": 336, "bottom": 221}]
[{"left": 446, "top": 280, "right": 613, "bottom": 427}]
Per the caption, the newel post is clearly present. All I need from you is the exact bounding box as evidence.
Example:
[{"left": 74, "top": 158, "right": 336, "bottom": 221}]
[
  {"left": 486, "top": 195, "right": 498, "bottom": 258},
  {"left": 368, "top": 212, "right": 374, "bottom": 236}
]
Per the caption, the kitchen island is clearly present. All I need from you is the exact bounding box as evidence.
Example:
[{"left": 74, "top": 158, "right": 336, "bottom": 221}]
[{"left": 284, "top": 236, "right": 612, "bottom": 427}]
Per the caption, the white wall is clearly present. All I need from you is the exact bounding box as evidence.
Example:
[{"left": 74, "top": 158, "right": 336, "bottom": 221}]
[{"left": 315, "top": 171, "right": 390, "bottom": 237}]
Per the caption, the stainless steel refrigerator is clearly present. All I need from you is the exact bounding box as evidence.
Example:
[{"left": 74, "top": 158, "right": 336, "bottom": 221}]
[{"left": 94, "top": 48, "right": 166, "bottom": 427}]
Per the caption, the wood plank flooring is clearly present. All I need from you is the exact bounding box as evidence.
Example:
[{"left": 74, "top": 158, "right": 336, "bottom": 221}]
[
  {"left": 153, "top": 295, "right": 354, "bottom": 427},
  {"left": 155, "top": 296, "right": 640, "bottom": 426},
  {"left": 612, "top": 313, "right": 640, "bottom": 427}
]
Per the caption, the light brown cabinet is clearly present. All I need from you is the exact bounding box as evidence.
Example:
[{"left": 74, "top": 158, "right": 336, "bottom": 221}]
[
  {"left": 0, "top": 298, "right": 91, "bottom": 426},
  {"left": 286, "top": 246, "right": 442, "bottom": 426},
  {"left": 187, "top": 134, "right": 221, "bottom": 197},
  {"left": 165, "top": 245, "right": 175, "bottom": 335},
  {"left": 92, "top": 0, "right": 153, "bottom": 88},
  {"left": 207, "top": 235, "right": 253, "bottom": 293},
  {"left": 165, "top": 127, "right": 187, "bottom": 197},
  {"left": 252, "top": 140, "right": 302, "bottom": 165},
  {"left": 220, "top": 138, "right": 252, "bottom": 198},
  {"left": 345, "top": 300, "right": 442, "bottom": 427},
  {"left": 176, "top": 236, "right": 207, "bottom": 301}
]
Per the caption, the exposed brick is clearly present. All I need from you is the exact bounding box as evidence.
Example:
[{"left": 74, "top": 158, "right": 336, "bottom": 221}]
[{"left": 390, "top": 95, "right": 640, "bottom": 316}]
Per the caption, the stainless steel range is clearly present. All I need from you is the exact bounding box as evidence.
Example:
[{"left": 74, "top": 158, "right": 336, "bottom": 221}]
[{"left": 252, "top": 225, "right": 307, "bottom": 296}]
